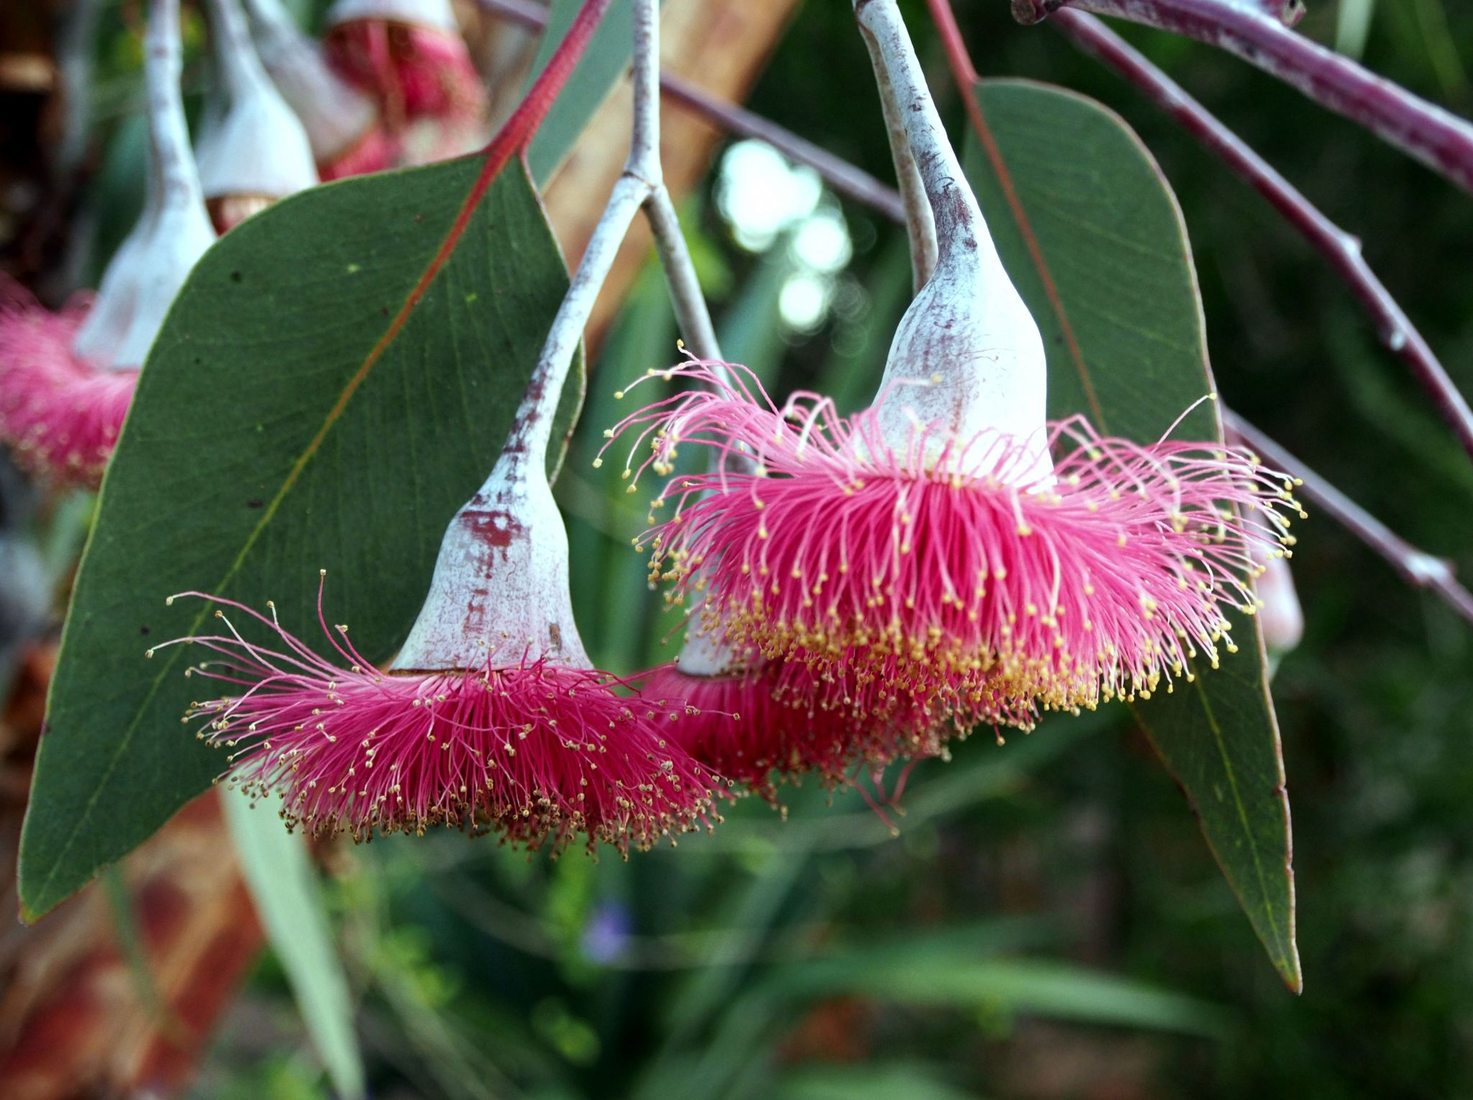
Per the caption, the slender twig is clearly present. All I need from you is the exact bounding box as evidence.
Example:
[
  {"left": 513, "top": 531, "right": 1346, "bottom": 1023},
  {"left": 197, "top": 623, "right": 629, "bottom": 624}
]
[
  {"left": 629, "top": 0, "right": 722, "bottom": 361},
  {"left": 515, "top": 0, "right": 727, "bottom": 450},
  {"left": 474, "top": 0, "right": 906, "bottom": 223},
  {"left": 1013, "top": 0, "right": 1473, "bottom": 197},
  {"left": 1050, "top": 10, "right": 1473, "bottom": 461},
  {"left": 144, "top": 0, "right": 200, "bottom": 208},
  {"left": 57, "top": 0, "right": 102, "bottom": 179},
  {"left": 857, "top": 10, "right": 937, "bottom": 290},
  {"left": 644, "top": 188, "right": 721, "bottom": 360},
  {"left": 1226, "top": 411, "right": 1473, "bottom": 625},
  {"left": 514, "top": 175, "right": 650, "bottom": 458}
]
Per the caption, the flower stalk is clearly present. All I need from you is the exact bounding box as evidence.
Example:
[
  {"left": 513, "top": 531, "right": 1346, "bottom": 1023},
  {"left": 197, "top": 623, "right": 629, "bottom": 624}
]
[
  {"left": 856, "top": 0, "right": 1050, "bottom": 477},
  {"left": 73, "top": 0, "right": 215, "bottom": 372}
]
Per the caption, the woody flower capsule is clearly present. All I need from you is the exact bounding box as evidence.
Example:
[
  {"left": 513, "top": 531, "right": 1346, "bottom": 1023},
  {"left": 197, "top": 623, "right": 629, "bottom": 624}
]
[
  {"left": 0, "top": 0, "right": 214, "bottom": 488},
  {"left": 608, "top": 0, "right": 1304, "bottom": 731}
]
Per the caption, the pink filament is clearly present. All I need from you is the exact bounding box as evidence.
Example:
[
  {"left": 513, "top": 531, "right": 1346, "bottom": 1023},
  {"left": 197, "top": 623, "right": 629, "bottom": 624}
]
[
  {"left": 160, "top": 583, "right": 723, "bottom": 852},
  {"left": 319, "top": 123, "right": 400, "bottom": 180},
  {"left": 603, "top": 359, "right": 1303, "bottom": 726},
  {"left": 326, "top": 19, "right": 488, "bottom": 126},
  {"left": 641, "top": 655, "right": 949, "bottom": 798},
  {"left": 0, "top": 288, "right": 137, "bottom": 489}
]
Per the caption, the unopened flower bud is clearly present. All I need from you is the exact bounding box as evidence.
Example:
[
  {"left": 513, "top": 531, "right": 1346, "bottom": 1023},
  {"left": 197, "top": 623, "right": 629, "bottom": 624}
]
[
  {"left": 197, "top": 0, "right": 318, "bottom": 232},
  {"left": 242, "top": 0, "right": 395, "bottom": 180}
]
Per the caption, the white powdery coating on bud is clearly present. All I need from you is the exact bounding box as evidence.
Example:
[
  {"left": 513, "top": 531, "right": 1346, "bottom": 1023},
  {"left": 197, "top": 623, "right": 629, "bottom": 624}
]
[
  {"left": 198, "top": 0, "right": 319, "bottom": 203},
  {"left": 858, "top": 0, "right": 1052, "bottom": 483},
  {"left": 392, "top": 454, "right": 591, "bottom": 672},
  {"left": 73, "top": 0, "right": 215, "bottom": 371},
  {"left": 243, "top": 0, "right": 381, "bottom": 164},
  {"left": 326, "top": 0, "right": 458, "bottom": 33},
  {"left": 880, "top": 236, "right": 1051, "bottom": 479}
]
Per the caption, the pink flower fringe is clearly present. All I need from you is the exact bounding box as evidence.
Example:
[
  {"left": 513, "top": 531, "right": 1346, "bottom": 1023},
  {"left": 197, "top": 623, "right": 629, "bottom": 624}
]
[
  {"left": 604, "top": 359, "right": 1303, "bottom": 728},
  {"left": 641, "top": 656, "right": 948, "bottom": 798},
  {"left": 319, "top": 123, "right": 400, "bottom": 181},
  {"left": 159, "top": 581, "right": 724, "bottom": 851},
  {"left": 326, "top": 20, "right": 488, "bottom": 125},
  {"left": 0, "top": 287, "right": 136, "bottom": 489}
]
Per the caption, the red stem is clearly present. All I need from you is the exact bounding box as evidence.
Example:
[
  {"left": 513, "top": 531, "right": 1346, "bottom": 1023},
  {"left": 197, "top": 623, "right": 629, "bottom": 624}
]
[
  {"left": 1227, "top": 412, "right": 1473, "bottom": 625},
  {"left": 1050, "top": 10, "right": 1473, "bottom": 460},
  {"left": 1015, "top": 0, "right": 1473, "bottom": 197},
  {"left": 394, "top": 0, "right": 613, "bottom": 327}
]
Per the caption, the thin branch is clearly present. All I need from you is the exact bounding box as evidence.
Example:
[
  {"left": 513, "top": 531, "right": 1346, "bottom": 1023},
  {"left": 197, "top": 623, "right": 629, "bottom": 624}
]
[
  {"left": 474, "top": 0, "right": 906, "bottom": 223},
  {"left": 627, "top": 0, "right": 722, "bottom": 361},
  {"left": 857, "top": 9, "right": 937, "bottom": 290},
  {"left": 1050, "top": 10, "right": 1473, "bottom": 460},
  {"left": 516, "top": 176, "right": 650, "bottom": 457},
  {"left": 644, "top": 188, "right": 721, "bottom": 360},
  {"left": 1014, "top": 0, "right": 1473, "bottom": 197},
  {"left": 1226, "top": 411, "right": 1473, "bottom": 625}
]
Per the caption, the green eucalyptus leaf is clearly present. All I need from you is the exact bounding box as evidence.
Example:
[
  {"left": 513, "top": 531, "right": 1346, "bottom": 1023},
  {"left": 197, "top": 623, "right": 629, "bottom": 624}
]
[
  {"left": 962, "top": 79, "right": 1300, "bottom": 990},
  {"left": 19, "top": 158, "right": 580, "bottom": 919},
  {"left": 225, "top": 792, "right": 364, "bottom": 1100},
  {"left": 526, "top": 0, "right": 643, "bottom": 186}
]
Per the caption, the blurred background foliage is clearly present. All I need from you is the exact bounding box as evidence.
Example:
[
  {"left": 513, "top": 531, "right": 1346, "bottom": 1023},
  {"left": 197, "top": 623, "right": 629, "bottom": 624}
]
[{"left": 5, "top": 0, "right": 1473, "bottom": 1097}]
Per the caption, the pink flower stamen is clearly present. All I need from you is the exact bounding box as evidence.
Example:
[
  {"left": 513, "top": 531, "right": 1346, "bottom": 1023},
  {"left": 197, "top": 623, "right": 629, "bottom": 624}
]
[
  {"left": 640, "top": 654, "right": 949, "bottom": 800},
  {"left": 156, "top": 578, "right": 724, "bottom": 852},
  {"left": 603, "top": 358, "right": 1304, "bottom": 727},
  {"left": 0, "top": 287, "right": 137, "bottom": 489}
]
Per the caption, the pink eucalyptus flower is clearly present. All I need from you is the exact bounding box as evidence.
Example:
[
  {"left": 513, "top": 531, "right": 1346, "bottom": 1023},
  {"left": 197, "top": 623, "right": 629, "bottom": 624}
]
[
  {"left": 0, "top": 0, "right": 212, "bottom": 488},
  {"left": 605, "top": 359, "right": 1302, "bottom": 728},
  {"left": 317, "top": 123, "right": 399, "bottom": 180},
  {"left": 0, "top": 287, "right": 136, "bottom": 489},
  {"left": 159, "top": 576, "right": 721, "bottom": 851},
  {"left": 640, "top": 650, "right": 949, "bottom": 798},
  {"left": 324, "top": 0, "right": 488, "bottom": 132}
]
